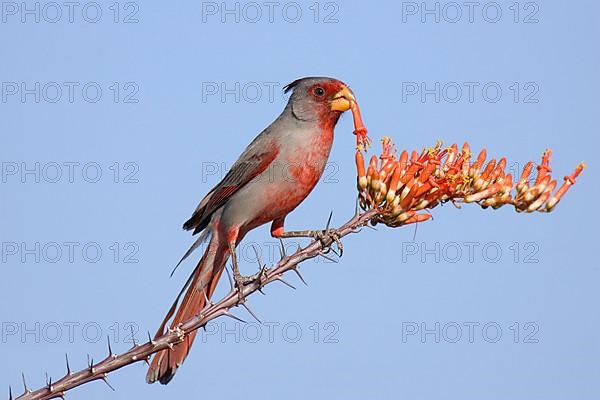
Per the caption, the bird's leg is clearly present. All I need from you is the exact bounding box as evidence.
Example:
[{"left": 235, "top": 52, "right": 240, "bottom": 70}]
[
  {"left": 228, "top": 242, "right": 243, "bottom": 300},
  {"left": 270, "top": 217, "right": 343, "bottom": 256},
  {"left": 276, "top": 230, "right": 343, "bottom": 257}
]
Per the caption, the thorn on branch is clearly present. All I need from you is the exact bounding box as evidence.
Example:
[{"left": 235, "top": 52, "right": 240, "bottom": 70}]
[
  {"left": 241, "top": 303, "right": 262, "bottom": 324},
  {"left": 100, "top": 375, "right": 115, "bottom": 392},
  {"left": 21, "top": 372, "right": 29, "bottom": 394},
  {"left": 279, "top": 239, "right": 286, "bottom": 258},
  {"left": 201, "top": 285, "right": 213, "bottom": 306},
  {"left": 65, "top": 354, "right": 72, "bottom": 375},
  {"left": 45, "top": 373, "right": 53, "bottom": 393},
  {"left": 364, "top": 223, "right": 377, "bottom": 231},
  {"left": 275, "top": 276, "right": 296, "bottom": 290},
  {"left": 106, "top": 336, "right": 114, "bottom": 357},
  {"left": 147, "top": 331, "right": 156, "bottom": 346},
  {"left": 291, "top": 267, "right": 308, "bottom": 287},
  {"left": 87, "top": 355, "right": 95, "bottom": 374},
  {"left": 325, "top": 211, "right": 334, "bottom": 230},
  {"left": 224, "top": 266, "right": 234, "bottom": 291},
  {"left": 223, "top": 310, "right": 246, "bottom": 323},
  {"left": 318, "top": 251, "right": 338, "bottom": 263},
  {"left": 329, "top": 245, "right": 340, "bottom": 257},
  {"left": 129, "top": 325, "right": 137, "bottom": 348}
]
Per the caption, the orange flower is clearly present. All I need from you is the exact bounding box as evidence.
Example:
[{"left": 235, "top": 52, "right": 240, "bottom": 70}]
[{"left": 355, "top": 138, "right": 584, "bottom": 227}]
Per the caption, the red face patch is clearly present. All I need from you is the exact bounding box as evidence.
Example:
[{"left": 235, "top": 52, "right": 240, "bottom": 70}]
[
  {"left": 304, "top": 80, "right": 348, "bottom": 130},
  {"left": 306, "top": 80, "right": 346, "bottom": 103}
]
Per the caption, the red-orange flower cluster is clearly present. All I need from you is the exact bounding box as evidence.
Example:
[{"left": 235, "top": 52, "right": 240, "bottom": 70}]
[{"left": 354, "top": 139, "right": 584, "bottom": 227}]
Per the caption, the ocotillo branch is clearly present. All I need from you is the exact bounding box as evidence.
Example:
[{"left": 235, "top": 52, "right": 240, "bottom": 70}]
[{"left": 10, "top": 208, "right": 378, "bottom": 400}]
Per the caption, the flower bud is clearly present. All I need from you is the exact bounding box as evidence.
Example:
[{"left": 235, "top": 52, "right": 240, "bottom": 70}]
[
  {"left": 464, "top": 183, "right": 502, "bottom": 203},
  {"left": 355, "top": 150, "right": 368, "bottom": 191},
  {"left": 545, "top": 162, "right": 585, "bottom": 211},
  {"left": 394, "top": 210, "right": 416, "bottom": 224},
  {"left": 524, "top": 175, "right": 550, "bottom": 203},
  {"left": 404, "top": 213, "right": 432, "bottom": 225},
  {"left": 471, "top": 148, "right": 487, "bottom": 174},
  {"left": 516, "top": 161, "right": 534, "bottom": 192},
  {"left": 527, "top": 180, "right": 557, "bottom": 212}
]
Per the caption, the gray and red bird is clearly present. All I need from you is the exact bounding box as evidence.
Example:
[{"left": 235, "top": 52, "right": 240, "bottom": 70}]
[{"left": 146, "top": 77, "right": 358, "bottom": 384}]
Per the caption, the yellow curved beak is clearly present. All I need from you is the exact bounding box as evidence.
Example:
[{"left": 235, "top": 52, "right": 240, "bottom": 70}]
[{"left": 330, "top": 86, "right": 356, "bottom": 112}]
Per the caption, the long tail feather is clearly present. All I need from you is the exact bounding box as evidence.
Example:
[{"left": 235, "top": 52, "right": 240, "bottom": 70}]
[
  {"left": 170, "top": 227, "right": 211, "bottom": 277},
  {"left": 146, "top": 230, "right": 229, "bottom": 384}
]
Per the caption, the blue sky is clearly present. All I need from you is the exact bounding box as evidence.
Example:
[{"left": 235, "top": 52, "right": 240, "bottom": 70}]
[{"left": 1, "top": 1, "right": 598, "bottom": 399}]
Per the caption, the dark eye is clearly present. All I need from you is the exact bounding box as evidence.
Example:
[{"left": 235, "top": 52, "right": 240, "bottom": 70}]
[{"left": 314, "top": 87, "right": 325, "bottom": 96}]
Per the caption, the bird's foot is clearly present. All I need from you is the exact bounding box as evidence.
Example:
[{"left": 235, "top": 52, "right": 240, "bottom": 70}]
[
  {"left": 312, "top": 229, "right": 343, "bottom": 257},
  {"left": 233, "top": 266, "right": 268, "bottom": 301}
]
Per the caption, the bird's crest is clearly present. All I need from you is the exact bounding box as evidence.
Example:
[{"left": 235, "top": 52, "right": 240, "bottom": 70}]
[{"left": 283, "top": 78, "right": 303, "bottom": 94}]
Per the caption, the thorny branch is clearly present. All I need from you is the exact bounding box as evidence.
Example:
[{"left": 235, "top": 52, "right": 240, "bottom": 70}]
[{"left": 10, "top": 208, "right": 378, "bottom": 400}]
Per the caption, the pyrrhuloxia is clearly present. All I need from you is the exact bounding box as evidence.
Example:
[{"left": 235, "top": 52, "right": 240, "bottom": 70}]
[{"left": 147, "top": 77, "right": 357, "bottom": 384}]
